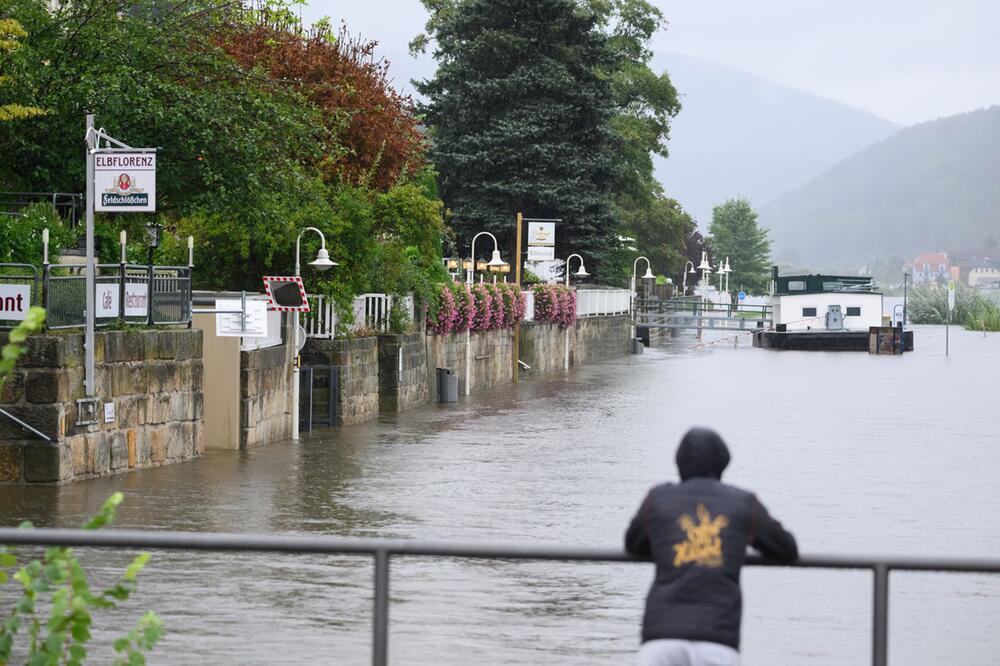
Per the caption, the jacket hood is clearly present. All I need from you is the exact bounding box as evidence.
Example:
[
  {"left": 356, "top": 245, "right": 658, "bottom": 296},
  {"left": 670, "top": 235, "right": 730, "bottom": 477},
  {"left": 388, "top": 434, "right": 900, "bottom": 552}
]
[{"left": 675, "top": 427, "right": 730, "bottom": 480}]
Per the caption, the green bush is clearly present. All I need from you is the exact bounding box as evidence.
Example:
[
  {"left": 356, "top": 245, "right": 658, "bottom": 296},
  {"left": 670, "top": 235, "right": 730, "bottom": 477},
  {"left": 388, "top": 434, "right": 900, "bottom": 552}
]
[
  {"left": 0, "top": 203, "right": 76, "bottom": 265},
  {"left": 0, "top": 493, "right": 163, "bottom": 665}
]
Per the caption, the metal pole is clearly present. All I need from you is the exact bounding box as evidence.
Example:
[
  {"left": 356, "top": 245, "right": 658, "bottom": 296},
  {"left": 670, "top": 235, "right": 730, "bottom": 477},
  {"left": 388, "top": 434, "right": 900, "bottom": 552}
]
[
  {"left": 85, "top": 114, "right": 96, "bottom": 397},
  {"left": 513, "top": 212, "right": 523, "bottom": 384},
  {"left": 293, "top": 236, "right": 301, "bottom": 440},
  {"left": 946, "top": 307, "right": 950, "bottom": 357},
  {"left": 372, "top": 550, "right": 390, "bottom": 666},
  {"left": 564, "top": 265, "right": 570, "bottom": 370},
  {"left": 465, "top": 237, "right": 475, "bottom": 397},
  {"left": 120, "top": 231, "right": 127, "bottom": 326},
  {"left": 872, "top": 564, "right": 889, "bottom": 666}
]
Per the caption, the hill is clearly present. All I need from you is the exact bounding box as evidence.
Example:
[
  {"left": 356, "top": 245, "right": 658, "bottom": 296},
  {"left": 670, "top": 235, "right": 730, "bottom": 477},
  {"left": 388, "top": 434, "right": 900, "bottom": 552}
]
[
  {"left": 652, "top": 53, "right": 899, "bottom": 225},
  {"left": 759, "top": 106, "right": 1000, "bottom": 268}
]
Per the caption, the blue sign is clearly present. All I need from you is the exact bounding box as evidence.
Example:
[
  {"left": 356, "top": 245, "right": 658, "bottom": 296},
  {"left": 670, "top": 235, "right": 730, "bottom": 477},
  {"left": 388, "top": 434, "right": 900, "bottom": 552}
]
[{"left": 737, "top": 291, "right": 746, "bottom": 301}]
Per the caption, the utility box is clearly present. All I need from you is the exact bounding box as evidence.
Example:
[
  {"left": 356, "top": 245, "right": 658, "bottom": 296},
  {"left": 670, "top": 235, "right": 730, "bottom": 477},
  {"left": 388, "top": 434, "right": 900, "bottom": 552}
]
[
  {"left": 436, "top": 367, "right": 458, "bottom": 403},
  {"left": 826, "top": 305, "right": 844, "bottom": 330}
]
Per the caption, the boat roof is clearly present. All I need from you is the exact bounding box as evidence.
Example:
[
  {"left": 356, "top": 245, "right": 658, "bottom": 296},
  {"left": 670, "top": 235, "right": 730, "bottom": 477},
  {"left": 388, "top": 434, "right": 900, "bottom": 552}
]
[{"left": 774, "top": 274, "right": 879, "bottom": 296}]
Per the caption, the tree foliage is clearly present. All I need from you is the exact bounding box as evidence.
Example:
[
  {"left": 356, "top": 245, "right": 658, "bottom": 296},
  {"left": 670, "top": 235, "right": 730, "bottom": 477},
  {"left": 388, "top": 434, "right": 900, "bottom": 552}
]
[
  {"left": 908, "top": 283, "right": 1000, "bottom": 331},
  {"left": 0, "top": 18, "right": 45, "bottom": 122},
  {"left": 0, "top": 0, "right": 447, "bottom": 320},
  {"left": 708, "top": 197, "right": 772, "bottom": 294},
  {"left": 413, "top": 0, "right": 619, "bottom": 270}
]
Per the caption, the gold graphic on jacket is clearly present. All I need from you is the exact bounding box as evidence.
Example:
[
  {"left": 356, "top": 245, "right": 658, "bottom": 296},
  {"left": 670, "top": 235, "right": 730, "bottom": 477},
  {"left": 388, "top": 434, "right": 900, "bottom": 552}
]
[{"left": 672, "top": 504, "right": 729, "bottom": 568}]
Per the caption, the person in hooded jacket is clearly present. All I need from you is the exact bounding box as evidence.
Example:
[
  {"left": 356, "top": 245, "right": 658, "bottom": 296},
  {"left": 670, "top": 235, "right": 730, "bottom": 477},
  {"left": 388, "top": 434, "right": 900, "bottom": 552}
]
[{"left": 625, "top": 427, "right": 798, "bottom": 666}]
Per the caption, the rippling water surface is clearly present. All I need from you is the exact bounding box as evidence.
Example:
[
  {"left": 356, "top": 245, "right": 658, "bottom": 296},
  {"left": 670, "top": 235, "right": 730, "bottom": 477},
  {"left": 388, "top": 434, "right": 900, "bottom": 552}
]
[{"left": 2, "top": 325, "right": 999, "bottom": 665}]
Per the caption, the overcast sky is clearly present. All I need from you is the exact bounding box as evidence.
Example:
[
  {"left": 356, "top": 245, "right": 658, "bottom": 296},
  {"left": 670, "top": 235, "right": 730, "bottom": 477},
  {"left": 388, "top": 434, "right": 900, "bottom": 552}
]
[{"left": 304, "top": 0, "right": 999, "bottom": 126}]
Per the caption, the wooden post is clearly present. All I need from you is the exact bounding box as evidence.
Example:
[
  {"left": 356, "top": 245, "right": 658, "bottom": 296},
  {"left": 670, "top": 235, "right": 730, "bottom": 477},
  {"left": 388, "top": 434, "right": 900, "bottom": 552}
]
[{"left": 512, "top": 212, "right": 523, "bottom": 383}]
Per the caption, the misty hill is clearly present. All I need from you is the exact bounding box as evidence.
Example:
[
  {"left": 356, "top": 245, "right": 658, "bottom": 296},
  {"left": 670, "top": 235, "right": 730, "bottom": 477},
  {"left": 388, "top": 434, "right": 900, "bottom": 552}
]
[
  {"left": 759, "top": 106, "right": 1000, "bottom": 268},
  {"left": 652, "top": 53, "right": 899, "bottom": 225}
]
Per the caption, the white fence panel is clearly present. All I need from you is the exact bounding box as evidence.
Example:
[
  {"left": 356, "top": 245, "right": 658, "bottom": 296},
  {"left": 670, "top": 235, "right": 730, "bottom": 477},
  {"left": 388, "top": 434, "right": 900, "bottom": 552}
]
[
  {"left": 523, "top": 290, "right": 535, "bottom": 321},
  {"left": 576, "top": 289, "right": 629, "bottom": 317}
]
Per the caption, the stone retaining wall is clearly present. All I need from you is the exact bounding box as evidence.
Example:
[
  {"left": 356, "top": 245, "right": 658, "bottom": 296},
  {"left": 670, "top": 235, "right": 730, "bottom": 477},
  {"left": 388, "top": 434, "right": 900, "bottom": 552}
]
[
  {"left": 378, "top": 333, "right": 428, "bottom": 413},
  {"left": 301, "top": 337, "right": 379, "bottom": 425},
  {"left": 573, "top": 315, "right": 631, "bottom": 364},
  {"left": 240, "top": 338, "right": 293, "bottom": 449},
  {"left": 425, "top": 329, "right": 515, "bottom": 397},
  {"left": 0, "top": 330, "right": 204, "bottom": 483}
]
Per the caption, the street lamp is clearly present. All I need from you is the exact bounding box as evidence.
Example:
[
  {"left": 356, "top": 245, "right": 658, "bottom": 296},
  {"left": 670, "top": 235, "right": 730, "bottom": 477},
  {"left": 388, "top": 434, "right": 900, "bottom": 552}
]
[
  {"left": 144, "top": 221, "right": 162, "bottom": 325},
  {"left": 466, "top": 231, "right": 505, "bottom": 395},
  {"left": 723, "top": 257, "right": 732, "bottom": 294},
  {"left": 717, "top": 261, "right": 726, "bottom": 293},
  {"left": 631, "top": 256, "right": 654, "bottom": 342},
  {"left": 563, "top": 254, "right": 589, "bottom": 370},
  {"left": 697, "top": 251, "right": 712, "bottom": 299},
  {"left": 682, "top": 260, "right": 695, "bottom": 296},
  {"left": 292, "top": 227, "right": 337, "bottom": 440}
]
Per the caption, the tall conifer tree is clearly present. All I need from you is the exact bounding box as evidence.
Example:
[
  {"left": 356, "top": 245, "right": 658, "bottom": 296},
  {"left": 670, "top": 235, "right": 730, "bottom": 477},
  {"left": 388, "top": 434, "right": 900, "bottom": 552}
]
[{"left": 415, "top": 0, "right": 618, "bottom": 270}]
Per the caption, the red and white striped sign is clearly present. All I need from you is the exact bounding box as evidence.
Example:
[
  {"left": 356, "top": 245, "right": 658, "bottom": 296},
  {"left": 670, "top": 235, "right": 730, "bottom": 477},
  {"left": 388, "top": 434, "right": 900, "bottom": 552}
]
[{"left": 262, "top": 276, "right": 310, "bottom": 312}]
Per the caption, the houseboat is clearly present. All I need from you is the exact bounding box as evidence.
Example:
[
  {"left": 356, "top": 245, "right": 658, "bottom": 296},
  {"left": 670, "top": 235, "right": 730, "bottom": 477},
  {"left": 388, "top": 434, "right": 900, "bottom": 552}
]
[{"left": 753, "top": 268, "right": 913, "bottom": 351}]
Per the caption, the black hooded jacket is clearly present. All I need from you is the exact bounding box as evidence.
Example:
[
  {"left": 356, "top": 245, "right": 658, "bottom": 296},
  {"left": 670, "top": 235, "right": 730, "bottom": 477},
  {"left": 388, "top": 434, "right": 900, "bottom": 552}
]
[{"left": 624, "top": 428, "right": 798, "bottom": 650}]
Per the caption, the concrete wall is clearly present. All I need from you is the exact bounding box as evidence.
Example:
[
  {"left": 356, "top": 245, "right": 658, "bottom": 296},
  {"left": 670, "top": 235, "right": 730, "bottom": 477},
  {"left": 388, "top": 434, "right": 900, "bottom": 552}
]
[
  {"left": 192, "top": 312, "right": 240, "bottom": 450},
  {"left": 573, "top": 315, "right": 631, "bottom": 364},
  {"left": 425, "top": 329, "right": 515, "bottom": 397},
  {"left": 0, "top": 330, "right": 204, "bottom": 484}
]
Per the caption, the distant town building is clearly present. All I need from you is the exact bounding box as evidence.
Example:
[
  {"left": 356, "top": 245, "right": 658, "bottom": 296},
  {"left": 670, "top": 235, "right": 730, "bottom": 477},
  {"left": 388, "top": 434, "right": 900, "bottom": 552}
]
[
  {"left": 967, "top": 258, "right": 1000, "bottom": 288},
  {"left": 910, "top": 252, "right": 951, "bottom": 284}
]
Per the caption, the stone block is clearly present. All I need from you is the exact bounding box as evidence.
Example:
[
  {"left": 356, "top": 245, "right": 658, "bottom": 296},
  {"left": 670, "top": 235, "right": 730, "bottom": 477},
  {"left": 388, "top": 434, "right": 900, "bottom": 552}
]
[
  {"left": 135, "top": 430, "right": 151, "bottom": 466},
  {"left": 110, "top": 431, "right": 129, "bottom": 471},
  {"left": 24, "top": 443, "right": 72, "bottom": 483},
  {"left": 147, "top": 394, "right": 171, "bottom": 424},
  {"left": 67, "top": 435, "right": 87, "bottom": 476},
  {"left": 5, "top": 404, "right": 61, "bottom": 439},
  {"left": 169, "top": 392, "right": 192, "bottom": 421},
  {"left": 166, "top": 423, "right": 187, "bottom": 460},
  {"left": 0, "top": 370, "right": 25, "bottom": 404},
  {"left": 0, "top": 445, "right": 22, "bottom": 482},
  {"left": 20, "top": 336, "right": 64, "bottom": 368},
  {"left": 190, "top": 361, "right": 204, "bottom": 390},
  {"left": 62, "top": 335, "right": 84, "bottom": 369},
  {"left": 156, "top": 331, "right": 176, "bottom": 360},
  {"left": 192, "top": 392, "right": 204, "bottom": 420},
  {"left": 127, "top": 429, "right": 137, "bottom": 468},
  {"left": 124, "top": 331, "right": 145, "bottom": 362},
  {"left": 148, "top": 363, "right": 178, "bottom": 394},
  {"left": 103, "top": 331, "right": 128, "bottom": 363},
  {"left": 149, "top": 427, "right": 167, "bottom": 463},
  {"left": 193, "top": 421, "right": 205, "bottom": 456},
  {"left": 89, "top": 432, "right": 112, "bottom": 476},
  {"left": 143, "top": 331, "right": 161, "bottom": 361}
]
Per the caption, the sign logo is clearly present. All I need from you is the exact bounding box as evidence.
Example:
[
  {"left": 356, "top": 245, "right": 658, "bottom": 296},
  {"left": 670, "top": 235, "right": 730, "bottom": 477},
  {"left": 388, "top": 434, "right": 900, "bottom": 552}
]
[
  {"left": 672, "top": 503, "right": 729, "bottom": 568},
  {"left": 94, "top": 151, "right": 156, "bottom": 212}
]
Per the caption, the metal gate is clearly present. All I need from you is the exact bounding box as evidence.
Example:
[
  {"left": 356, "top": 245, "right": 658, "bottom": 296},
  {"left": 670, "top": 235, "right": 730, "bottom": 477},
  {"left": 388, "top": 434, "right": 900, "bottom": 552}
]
[{"left": 299, "top": 366, "right": 338, "bottom": 432}]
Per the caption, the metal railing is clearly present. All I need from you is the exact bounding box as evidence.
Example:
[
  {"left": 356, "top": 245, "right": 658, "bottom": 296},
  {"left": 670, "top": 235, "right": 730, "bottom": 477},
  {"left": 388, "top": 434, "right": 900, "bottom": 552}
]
[
  {"left": 1, "top": 263, "right": 193, "bottom": 330},
  {"left": 0, "top": 529, "right": 996, "bottom": 666},
  {"left": 0, "top": 192, "right": 82, "bottom": 229}
]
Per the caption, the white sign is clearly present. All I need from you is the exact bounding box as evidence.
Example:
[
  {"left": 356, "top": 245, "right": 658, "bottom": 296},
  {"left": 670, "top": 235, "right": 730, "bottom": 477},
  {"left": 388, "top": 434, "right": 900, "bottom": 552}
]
[
  {"left": 103, "top": 402, "right": 115, "bottom": 424},
  {"left": 95, "top": 283, "right": 149, "bottom": 318},
  {"left": 94, "top": 151, "right": 156, "bottom": 212},
  {"left": 0, "top": 284, "right": 31, "bottom": 321},
  {"left": 527, "top": 246, "right": 555, "bottom": 262},
  {"left": 527, "top": 222, "right": 555, "bottom": 247},
  {"left": 948, "top": 280, "right": 956, "bottom": 312},
  {"left": 216, "top": 298, "right": 269, "bottom": 338}
]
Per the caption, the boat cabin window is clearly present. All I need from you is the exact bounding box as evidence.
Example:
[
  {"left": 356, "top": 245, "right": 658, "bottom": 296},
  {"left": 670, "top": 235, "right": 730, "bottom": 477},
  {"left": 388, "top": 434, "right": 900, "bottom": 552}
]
[
  {"left": 788, "top": 280, "right": 806, "bottom": 291},
  {"left": 846, "top": 306, "right": 862, "bottom": 317},
  {"left": 802, "top": 307, "right": 817, "bottom": 317}
]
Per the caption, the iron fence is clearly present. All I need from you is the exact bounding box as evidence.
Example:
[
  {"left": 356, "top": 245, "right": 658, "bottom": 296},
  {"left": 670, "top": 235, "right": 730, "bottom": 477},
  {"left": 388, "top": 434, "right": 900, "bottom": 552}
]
[
  {"left": 0, "top": 528, "right": 997, "bottom": 666},
  {"left": 1, "top": 262, "right": 191, "bottom": 330},
  {"left": 0, "top": 192, "right": 82, "bottom": 229}
]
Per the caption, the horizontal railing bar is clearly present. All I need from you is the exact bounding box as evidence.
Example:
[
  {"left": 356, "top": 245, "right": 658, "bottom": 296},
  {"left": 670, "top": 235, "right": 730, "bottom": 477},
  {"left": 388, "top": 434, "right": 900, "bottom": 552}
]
[{"left": 0, "top": 529, "right": 998, "bottom": 573}]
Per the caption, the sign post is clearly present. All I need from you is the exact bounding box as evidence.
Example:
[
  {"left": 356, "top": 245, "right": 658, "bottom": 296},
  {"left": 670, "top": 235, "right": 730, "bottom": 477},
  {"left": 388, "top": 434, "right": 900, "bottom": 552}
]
[
  {"left": 83, "top": 116, "right": 157, "bottom": 408},
  {"left": 947, "top": 280, "right": 955, "bottom": 356}
]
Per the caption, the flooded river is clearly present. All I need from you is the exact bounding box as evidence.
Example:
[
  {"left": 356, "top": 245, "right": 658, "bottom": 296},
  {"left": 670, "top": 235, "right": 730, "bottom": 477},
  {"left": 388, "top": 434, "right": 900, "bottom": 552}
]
[{"left": 2, "top": 325, "right": 999, "bottom": 664}]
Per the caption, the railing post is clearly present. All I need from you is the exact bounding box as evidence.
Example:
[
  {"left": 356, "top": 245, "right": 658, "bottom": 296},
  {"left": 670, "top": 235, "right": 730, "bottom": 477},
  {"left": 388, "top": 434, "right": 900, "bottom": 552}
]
[
  {"left": 872, "top": 564, "right": 889, "bottom": 666},
  {"left": 373, "top": 549, "right": 390, "bottom": 666}
]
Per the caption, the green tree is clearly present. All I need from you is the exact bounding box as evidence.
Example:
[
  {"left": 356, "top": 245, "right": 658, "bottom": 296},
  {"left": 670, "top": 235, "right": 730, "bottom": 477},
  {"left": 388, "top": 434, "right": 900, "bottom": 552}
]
[
  {"left": 0, "top": 18, "right": 45, "bottom": 122},
  {"left": 708, "top": 197, "right": 772, "bottom": 294},
  {"left": 413, "top": 0, "right": 618, "bottom": 271}
]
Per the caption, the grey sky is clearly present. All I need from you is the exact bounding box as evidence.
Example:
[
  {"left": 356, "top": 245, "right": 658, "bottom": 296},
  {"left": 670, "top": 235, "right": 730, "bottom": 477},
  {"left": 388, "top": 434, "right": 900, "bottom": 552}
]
[{"left": 304, "top": 0, "right": 999, "bottom": 126}]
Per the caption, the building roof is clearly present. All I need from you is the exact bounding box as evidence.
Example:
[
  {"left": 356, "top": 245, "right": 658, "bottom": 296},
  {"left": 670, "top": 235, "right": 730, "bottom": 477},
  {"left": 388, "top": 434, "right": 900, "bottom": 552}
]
[
  {"left": 774, "top": 274, "right": 878, "bottom": 296},
  {"left": 911, "top": 252, "right": 948, "bottom": 269}
]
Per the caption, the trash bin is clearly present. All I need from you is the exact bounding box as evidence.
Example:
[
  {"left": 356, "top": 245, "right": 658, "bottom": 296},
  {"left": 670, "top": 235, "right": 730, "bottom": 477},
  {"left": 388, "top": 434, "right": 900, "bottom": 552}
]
[
  {"left": 436, "top": 368, "right": 458, "bottom": 403},
  {"left": 631, "top": 338, "right": 645, "bottom": 355}
]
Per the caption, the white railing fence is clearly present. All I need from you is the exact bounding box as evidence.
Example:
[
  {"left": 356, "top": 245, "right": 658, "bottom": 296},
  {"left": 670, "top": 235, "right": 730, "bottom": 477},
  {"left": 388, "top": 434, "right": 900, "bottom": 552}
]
[
  {"left": 576, "top": 288, "right": 630, "bottom": 317},
  {"left": 306, "top": 293, "right": 415, "bottom": 338}
]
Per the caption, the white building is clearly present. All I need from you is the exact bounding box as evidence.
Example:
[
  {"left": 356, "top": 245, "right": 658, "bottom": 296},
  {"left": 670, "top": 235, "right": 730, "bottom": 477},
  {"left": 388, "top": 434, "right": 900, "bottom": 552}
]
[{"left": 771, "top": 273, "right": 883, "bottom": 331}]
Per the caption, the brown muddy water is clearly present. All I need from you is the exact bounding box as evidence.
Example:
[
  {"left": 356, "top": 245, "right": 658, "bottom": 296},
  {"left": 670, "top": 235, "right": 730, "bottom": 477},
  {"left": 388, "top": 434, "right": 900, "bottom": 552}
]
[{"left": 1, "top": 325, "right": 998, "bottom": 665}]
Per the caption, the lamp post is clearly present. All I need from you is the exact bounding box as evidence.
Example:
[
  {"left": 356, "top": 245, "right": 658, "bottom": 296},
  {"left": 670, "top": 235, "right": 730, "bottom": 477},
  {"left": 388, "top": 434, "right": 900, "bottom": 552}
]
[
  {"left": 563, "top": 254, "right": 589, "bottom": 370},
  {"left": 466, "top": 231, "right": 505, "bottom": 395},
  {"left": 697, "top": 251, "right": 712, "bottom": 300},
  {"left": 631, "top": 256, "right": 655, "bottom": 342},
  {"left": 292, "top": 227, "right": 337, "bottom": 440},
  {"left": 723, "top": 257, "right": 732, "bottom": 294},
  {"left": 716, "top": 261, "right": 726, "bottom": 294},
  {"left": 682, "top": 260, "right": 695, "bottom": 296}
]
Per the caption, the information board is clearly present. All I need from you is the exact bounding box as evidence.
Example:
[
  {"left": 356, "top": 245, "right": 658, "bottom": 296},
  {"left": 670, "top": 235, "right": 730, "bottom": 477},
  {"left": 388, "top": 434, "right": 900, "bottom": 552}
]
[{"left": 215, "top": 298, "right": 269, "bottom": 338}]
